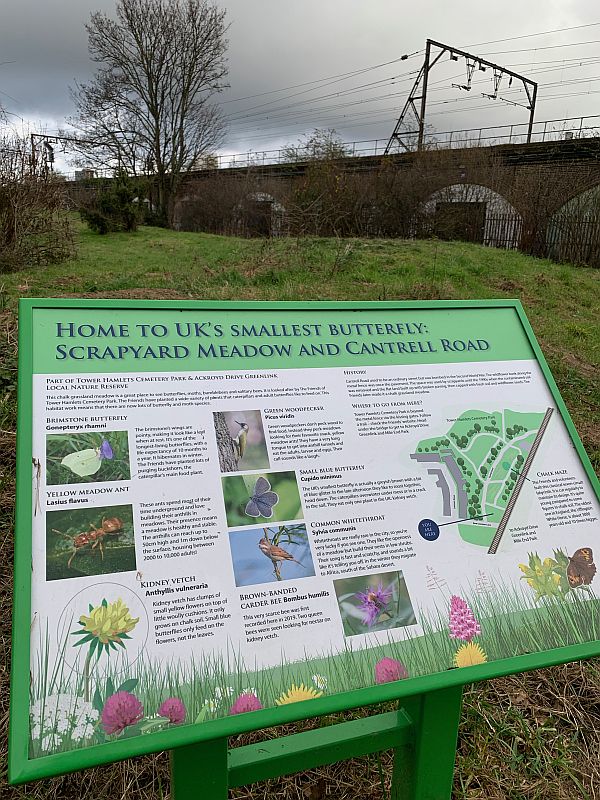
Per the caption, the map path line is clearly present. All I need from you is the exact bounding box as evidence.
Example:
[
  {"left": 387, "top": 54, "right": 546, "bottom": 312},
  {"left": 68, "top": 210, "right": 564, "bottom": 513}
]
[
  {"left": 487, "top": 407, "right": 554, "bottom": 555},
  {"left": 439, "top": 513, "right": 493, "bottom": 527}
]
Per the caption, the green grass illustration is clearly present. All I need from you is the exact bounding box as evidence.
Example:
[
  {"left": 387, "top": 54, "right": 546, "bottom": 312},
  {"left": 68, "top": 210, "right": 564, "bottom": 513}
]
[{"left": 29, "top": 580, "right": 600, "bottom": 757}]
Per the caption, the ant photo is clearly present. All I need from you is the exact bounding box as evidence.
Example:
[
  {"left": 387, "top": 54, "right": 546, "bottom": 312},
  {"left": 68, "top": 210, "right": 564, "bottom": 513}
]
[{"left": 46, "top": 504, "right": 136, "bottom": 581}]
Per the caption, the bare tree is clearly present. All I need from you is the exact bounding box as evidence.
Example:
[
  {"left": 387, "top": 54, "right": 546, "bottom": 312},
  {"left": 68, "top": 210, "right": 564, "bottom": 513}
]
[{"left": 68, "top": 0, "right": 229, "bottom": 224}]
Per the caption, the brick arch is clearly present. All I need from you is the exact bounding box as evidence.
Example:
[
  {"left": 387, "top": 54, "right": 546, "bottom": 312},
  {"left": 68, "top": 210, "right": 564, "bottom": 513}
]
[
  {"left": 553, "top": 181, "right": 600, "bottom": 214},
  {"left": 234, "top": 191, "right": 287, "bottom": 237},
  {"left": 546, "top": 183, "right": 600, "bottom": 267},
  {"left": 419, "top": 183, "right": 522, "bottom": 248},
  {"left": 551, "top": 175, "right": 600, "bottom": 211},
  {"left": 504, "top": 164, "right": 600, "bottom": 218},
  {"left": 172, "top": 170, "right": 292, "bottom": 233},
  {"left": 422, "top": 182, "right": 519, "bottom": 213}
]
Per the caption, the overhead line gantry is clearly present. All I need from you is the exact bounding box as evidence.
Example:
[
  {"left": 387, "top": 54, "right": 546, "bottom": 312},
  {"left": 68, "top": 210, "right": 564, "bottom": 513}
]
[{"left": 385, "top": 39, "right": 537, "bottom": 153}]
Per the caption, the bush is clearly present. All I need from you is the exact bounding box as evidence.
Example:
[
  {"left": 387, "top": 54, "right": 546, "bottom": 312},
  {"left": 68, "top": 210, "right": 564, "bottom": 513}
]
[
  {"left": 0, "top": 134, "right": 74, "bottom": 272},
  {"left": 80, "top": 171, "right": 142, "bottom": 234},
  {"left": 141, "top": 206, "right": 168, "bottom": 228}
]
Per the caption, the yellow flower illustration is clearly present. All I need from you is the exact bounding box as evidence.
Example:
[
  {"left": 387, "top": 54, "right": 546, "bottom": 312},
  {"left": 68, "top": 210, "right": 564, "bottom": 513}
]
[
  {"left": 453, "top": 642, "right": 488, "bottom": 668},
  {"left": 275, "top": 683, "right": 323, "bottom": 705},
  {"left": 518, "top": 552, "right": 569, "bottom": 601},
  {"left": 79, "top": 598, "right": 139, "bottom": 645}
]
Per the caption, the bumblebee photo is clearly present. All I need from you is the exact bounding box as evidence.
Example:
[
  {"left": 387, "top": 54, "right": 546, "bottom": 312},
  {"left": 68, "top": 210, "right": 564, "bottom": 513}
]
[
  {"left": 213, "top": 410, "right": 269, "bottom": 473},
  {"left": 333, "top": 570, "right": 416, "bottom": 638},
  {"left": 229, "top": 524, "right": 315, "bottom": 586},
  {"left": 221, "top": 471, "right": 302, "bottom": 527},
  {"left": 45, "top": 430, "right": 131, "bottom": 485},
  {"left": 46, "top": 504, "right": 136, "bottom": 581}
]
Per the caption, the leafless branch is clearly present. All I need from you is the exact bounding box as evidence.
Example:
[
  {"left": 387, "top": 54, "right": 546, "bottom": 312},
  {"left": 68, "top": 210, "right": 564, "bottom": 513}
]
[{"left": 67, "top": 0, "right": 228, "bottom": 222}]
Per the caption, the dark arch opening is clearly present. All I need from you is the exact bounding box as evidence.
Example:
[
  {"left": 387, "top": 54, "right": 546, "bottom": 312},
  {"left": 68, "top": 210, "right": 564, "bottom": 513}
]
[{"left": 420, "top": 184, "right": 522, "bottom": 249}]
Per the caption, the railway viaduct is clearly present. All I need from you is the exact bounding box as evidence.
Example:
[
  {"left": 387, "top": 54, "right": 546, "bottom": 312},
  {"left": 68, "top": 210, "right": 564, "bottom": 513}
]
[{"left": 172, "top": 137, "right": 600, "bottom": 263}]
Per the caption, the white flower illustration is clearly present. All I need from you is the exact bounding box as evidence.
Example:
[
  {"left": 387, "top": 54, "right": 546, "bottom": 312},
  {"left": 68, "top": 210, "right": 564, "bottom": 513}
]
[
  {"left": 312, "top": 674, "right": 328, "bottom": 691},
  {"left": 30, "top": 693, "right": 99, "bottom": 753}
]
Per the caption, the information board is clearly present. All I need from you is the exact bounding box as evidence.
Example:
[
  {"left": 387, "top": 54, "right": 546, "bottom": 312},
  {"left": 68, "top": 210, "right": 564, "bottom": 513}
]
[{"left": 10, "top": 299, "right": 600, "bottom": 783}]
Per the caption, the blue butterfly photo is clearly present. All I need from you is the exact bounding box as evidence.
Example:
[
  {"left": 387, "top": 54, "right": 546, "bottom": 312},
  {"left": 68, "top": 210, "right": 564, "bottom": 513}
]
[
  {"left": 245, "top": 476, "right": 279, "bottom": 518},
  {"left": 221, "top": 471, "right": 303, "bottom": 527}
]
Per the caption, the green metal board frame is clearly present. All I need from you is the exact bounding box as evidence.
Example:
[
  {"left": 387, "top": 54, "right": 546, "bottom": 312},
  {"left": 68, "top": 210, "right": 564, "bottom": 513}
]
[{"left": 9, "top": 298, "right": 600, "bottom": 794}]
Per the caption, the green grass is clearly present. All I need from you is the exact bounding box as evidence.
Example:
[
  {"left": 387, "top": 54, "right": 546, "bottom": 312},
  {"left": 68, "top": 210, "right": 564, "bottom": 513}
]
[
  {"left": 1, "top": 223, "right": 599, "bottom": 800},
  {"left": 1, "top": 222, "right": 597, "bottom": 466}
]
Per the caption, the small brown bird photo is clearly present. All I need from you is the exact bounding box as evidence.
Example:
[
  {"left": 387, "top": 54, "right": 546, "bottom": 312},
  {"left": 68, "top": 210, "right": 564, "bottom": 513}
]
[{"left": 228, "top": 524, "right": 315, "bottom": 586}]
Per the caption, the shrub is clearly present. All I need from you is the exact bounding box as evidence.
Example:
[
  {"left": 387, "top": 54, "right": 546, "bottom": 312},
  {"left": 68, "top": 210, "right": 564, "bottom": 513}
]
[
  {"left": 80, "top": 171, "right": 141, "bottom": 234},
  {"left": 0, "top": 133, "right": 74, "bottom": 272}
]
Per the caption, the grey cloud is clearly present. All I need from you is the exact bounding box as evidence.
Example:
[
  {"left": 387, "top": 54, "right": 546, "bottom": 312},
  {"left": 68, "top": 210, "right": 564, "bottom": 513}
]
[{"left": 1, "top": 0, "right": 597, "bottom": 155}]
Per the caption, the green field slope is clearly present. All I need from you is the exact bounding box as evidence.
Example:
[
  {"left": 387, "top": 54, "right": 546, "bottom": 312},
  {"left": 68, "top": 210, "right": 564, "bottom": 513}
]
[{"left": 1, "top": 225, "right": 598, "bottom": 800}]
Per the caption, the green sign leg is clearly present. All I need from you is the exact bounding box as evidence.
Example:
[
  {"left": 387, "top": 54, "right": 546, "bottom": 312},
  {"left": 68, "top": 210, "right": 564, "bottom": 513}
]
[
  {"left": 171, "top": 737, "right": 228, "bottom": 800},
  {"left": 392, "top": 685, "right": 463, "bottom": 800},
  {"left": 169, "top": 689, "right": 462, "bottom": 799}
]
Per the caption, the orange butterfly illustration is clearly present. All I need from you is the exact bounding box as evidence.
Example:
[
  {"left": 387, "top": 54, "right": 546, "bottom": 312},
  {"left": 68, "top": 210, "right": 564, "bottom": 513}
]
[{"left": 566, "top": 548, "right": 596, "bottom": 588}]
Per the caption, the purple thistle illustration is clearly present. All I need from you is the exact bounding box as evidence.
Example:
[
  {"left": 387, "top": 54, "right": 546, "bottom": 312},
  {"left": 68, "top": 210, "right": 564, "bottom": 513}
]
[
  {"left": 356, "top": 583, "right": 393, "bottom": 627},
  {"left": 229, "top": 692, "right": 263, "bottom": 715},
  {"left": 99, "top": 439, "right": 114, "bottom": 460},
  {"left": 101, "top": 691, "right": 143, "bottom": 735},
  {"left": 449, "top": 595, "right": 481, "bottom": 642},
  {"left": 158, "top": 697, "right": 186, "bottom": 724},
  {"left": 375, "top": 657, "right": 409, "bottom": 684}
]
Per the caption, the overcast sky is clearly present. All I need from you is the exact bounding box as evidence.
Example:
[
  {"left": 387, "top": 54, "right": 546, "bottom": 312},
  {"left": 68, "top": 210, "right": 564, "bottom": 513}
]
[{"left": 2, "top": 0, "right": 599, "bottom": 170}]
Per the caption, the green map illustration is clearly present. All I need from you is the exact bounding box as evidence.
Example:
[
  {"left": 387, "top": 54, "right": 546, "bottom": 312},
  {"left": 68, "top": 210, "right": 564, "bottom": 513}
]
[{"left": 411, "top": 409, "right": 549, "bottom": 547}]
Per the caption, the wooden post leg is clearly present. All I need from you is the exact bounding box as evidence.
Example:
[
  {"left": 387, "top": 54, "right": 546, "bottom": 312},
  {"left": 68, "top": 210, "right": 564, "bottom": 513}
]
[
  {"left": 391, "top": 685, "right": 463, "bottom": 800},
  {"left": 171, "top": 737, "right": 228, "bottom": 800}
]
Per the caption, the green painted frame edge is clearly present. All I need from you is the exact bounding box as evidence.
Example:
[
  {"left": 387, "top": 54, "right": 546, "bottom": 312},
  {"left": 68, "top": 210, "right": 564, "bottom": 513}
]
[
  {"left": 11, "top": 297, "right": 36, "bottom": 785},
  {"left": 9, "top": 297, "right": 600, "bottom": 784}
]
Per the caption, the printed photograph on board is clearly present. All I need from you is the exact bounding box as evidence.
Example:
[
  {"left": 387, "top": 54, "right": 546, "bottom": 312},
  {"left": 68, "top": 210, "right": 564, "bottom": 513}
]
[
  {"left": 221, "top": 471, "right": 303, "bottom": 527},
  {"left": 46, "top": 430, "right": 131, "bottom": 485},
  {"left": 229, "top": 524, "right": 316, "bottom": 586},
  {"left": 213, "top": 410, "right": 269, "bottom": 473},
  {"left": 333, "top": 570, "right": 416, "bottom": 637},
  {"left": 46, "top": 504, "right": 136, "bottom": 580}
]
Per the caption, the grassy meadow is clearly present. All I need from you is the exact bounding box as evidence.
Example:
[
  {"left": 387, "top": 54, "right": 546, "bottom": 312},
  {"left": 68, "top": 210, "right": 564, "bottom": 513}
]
[{"left": 1, "top": 222, "right": 599, "bottom": 800}]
